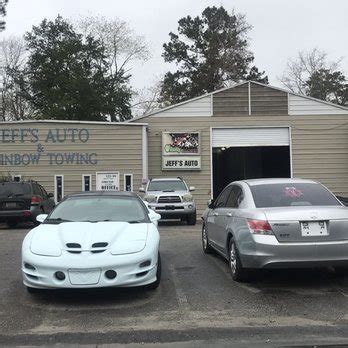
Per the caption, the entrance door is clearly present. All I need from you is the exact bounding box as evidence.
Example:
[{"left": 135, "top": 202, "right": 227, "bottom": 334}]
[{"left": 211, "top": 127, "right": 291, "bottom": 199}]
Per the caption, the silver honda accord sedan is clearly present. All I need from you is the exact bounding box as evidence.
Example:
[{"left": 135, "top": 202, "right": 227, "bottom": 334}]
[{"left": 202, "top": 178, "right": 348, "bottom": 282}]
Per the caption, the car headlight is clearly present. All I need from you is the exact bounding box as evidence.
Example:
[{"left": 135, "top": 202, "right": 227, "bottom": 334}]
[
  {"left": 144, "top": 195, "right": 157, "bottom": 203},
  {"left": 182, "top": 194, "right": 193, "bottom": 202}
]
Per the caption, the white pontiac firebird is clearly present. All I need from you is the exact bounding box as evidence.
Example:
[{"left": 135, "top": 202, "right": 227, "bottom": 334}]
[{"left": 21, "top": 191, "right": 161, "bottom": 293}]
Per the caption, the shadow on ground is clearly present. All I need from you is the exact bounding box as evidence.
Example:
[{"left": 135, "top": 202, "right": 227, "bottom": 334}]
[
  {"left": 25, "top": 285, "right": 157, "bottom": 309},
  {"left": 209, "top": 251, "right": 347, "bottom": 293}
]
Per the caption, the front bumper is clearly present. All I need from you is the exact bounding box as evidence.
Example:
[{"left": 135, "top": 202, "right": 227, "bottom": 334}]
[
  {"left": 22, "top": 248, "right": 159, "bottom": 289},
  {"left": 148, "top": 202, "right": 196, "bottom": 219},
  {"left": 239, "top": 235, "right": 348, "bottom": 269}
]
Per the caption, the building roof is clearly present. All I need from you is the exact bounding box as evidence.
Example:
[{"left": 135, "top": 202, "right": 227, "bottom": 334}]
[
  {"left": 0, "top": 119, "right": 148, "bottom": 126},
  {"left": 129, "top": 80, "right": 348, "bottom": 122}
]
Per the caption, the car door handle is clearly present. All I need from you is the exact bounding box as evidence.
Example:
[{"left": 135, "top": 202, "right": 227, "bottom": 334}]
[
  {"left": 226, "top": 213, "right": 232, "bottom": 217},
  {"left": 213, "top": 212, "right": 219, "bottom": 216}
]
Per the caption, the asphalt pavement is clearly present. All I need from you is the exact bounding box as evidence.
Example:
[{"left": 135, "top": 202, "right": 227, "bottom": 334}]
[{"left": 1, "top": 221, "right": 348, "bottom": 347}]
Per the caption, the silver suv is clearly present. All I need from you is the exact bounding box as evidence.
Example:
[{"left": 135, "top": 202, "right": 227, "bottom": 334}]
[{"left": 140, "top": 177, "right": 196, "bottom": 225}]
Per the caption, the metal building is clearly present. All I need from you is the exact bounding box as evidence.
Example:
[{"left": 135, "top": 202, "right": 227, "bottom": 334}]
[
  {"left": 131, "top": 81, "right": 348, "bottom": 215},
  {"left": 1, "top": 81, "right": 348, "bottom": 216}
]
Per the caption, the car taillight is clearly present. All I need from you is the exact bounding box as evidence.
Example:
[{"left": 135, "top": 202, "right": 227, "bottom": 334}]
[
  {"left": 247, "top": 219, "right": 273, "bottom": 235},
  {"left": 31, "top": 196, "right": 41, "bottom": 205}
]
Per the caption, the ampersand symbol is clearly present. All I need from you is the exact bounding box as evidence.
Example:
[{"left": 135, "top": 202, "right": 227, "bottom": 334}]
[{"left": 37, "top": 143, "right": 44, "bottom": 153}]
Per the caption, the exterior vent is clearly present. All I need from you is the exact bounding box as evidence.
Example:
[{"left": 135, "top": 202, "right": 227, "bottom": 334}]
[
  {"left": 92, "top": 242, "right": 108, "bottom": 248},
  {"left": 66, "top": 243, "right": 82, "bottom": 254},
  {"left": 91, "top": 242, "right": 108, "bottom": 253},
  {"left": 66, "top": 243, "right": 81, "bottom": 248}
]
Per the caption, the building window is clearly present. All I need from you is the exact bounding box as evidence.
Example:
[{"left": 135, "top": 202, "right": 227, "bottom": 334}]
[
  {"left": 12, "top": 175, "right": 22, "bottom": 182},
  {"left": 82, "top": 174, "right": 92, "bottom": 192},
  {"left": 124, "top": 174, "right": 133, "bottom": 192},
  {"left": 54, "top": 175, "right": 64, "bottom": 203}
]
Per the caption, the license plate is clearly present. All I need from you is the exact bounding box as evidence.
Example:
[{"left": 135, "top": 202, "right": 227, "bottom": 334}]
[
  {"left": 5, "top": 202, "right": 17, "bottom": 208},
  {"left": 68, "top": 269, "right": 101, "bottom": 285},
  {"left": 301, "top": 221, "right": 328, "bottom": 236}
]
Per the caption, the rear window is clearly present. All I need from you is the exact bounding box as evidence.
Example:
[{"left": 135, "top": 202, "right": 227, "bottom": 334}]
[
  {"left": 0, "top": 182, "right": 31, "bottom": 196},
  {"left": 250, "top": 183, "right": 341, "bottom": 208}
]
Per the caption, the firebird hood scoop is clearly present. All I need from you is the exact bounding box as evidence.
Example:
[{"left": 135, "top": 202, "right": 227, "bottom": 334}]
[{"left": 30, "top": 222, "right": 148, "bottom": 257}]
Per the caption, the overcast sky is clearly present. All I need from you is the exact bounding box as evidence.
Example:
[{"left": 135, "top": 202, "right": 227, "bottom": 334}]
[{"left": 2, "top": 0, "right": 348, "bottom": 91}]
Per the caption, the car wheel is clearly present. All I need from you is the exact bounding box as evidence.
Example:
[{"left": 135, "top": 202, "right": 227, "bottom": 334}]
[
  {"left": 7, "top": 221, "right": 18, "bottom": 229},
  {"left": 334, "top": 266, "right": 348, "bottom": 276},
  {"left": 145, "top": 253, "right": 161, "bottom": 290},
  {"left": 187, "top": 213, "right": 196, "bottom": 226},
  {"left": 229, "top": 239, "right": 248, "bottom": 282},
  {"left": 202, "top": 224, "right": 213, "bottom": 254}
]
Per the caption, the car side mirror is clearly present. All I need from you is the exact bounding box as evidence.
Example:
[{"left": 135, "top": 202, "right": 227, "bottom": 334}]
[
  {"left": 139, "top": 187, "right": 145, "bottom": 193},
  {"left": 207, "top": 199, "right": 214, "bottom": 208},
  {"left": 48, "top": 193, "right": 54, "bottom": 198},
  {"left": 148, "top": 209, "right": 161, "bottom": 223},
  {"left": 189, "top": 186, "right": 195, "bottom": 192},
  {"left": 36, "top": 214, "right": 48, "bottom": 223}
]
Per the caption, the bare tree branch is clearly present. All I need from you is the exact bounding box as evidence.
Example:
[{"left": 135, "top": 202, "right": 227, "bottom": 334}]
[
  {"left": 279, "top": 48, "right": 342, "bottom": 94},
  {"left": 0, "top": 36, "right": 34, "bottom": 121},
  {"left": 131, "top": 78, "right": 163, "bottom": 117},
  {"left": 77, "top": 15, "right": 150, "bottom": 79}
]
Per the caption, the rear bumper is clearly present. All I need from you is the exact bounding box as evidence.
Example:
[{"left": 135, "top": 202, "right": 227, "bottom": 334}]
[
  {"left": 0, "top": 207, "right": 39, "bottom": 222},
  {"left": 239, "top": 235, "right": 348, "bottom": 269}
]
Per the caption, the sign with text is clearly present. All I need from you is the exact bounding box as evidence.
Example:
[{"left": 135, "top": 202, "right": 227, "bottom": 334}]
[
  {"left": 96, "top": 172, "right": 120, "bottom": 191},
  {"left": 162, "top": 156, "right": 201, "bottom": 170},
  {"left": 0, "top": 127, "right": 98, "bottom": 166},
  {"left": 162, "top": 132, "right": 201, "bottom": 171}
]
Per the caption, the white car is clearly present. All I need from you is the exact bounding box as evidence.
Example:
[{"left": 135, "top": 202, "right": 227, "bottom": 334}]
[{"left": 21, "top": 191, "right": 161, "bottom": 293}]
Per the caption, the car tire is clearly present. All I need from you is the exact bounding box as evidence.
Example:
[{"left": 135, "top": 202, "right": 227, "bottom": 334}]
[
  {"left": 187, "top": 213, "right": 196, "bottom": 226},
  {"left": 228, "top": 238, "right": 249, "bottom": 282},
  {"left": 334, "top": 266, "right": 348, "bottom": 276},
  {"left": 145, "top": 253, "right": 161, "bottom": 290},
  {"left": 7, "top": 221, "right": 18, "bottom": 229},
  {"left": 202, "top": 224, "right": 213, "bottom": 254}
]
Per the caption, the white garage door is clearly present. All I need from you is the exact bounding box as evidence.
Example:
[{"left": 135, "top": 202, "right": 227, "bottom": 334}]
[{"left": 212, "top": 127, "right": 290, "bottom": 147}]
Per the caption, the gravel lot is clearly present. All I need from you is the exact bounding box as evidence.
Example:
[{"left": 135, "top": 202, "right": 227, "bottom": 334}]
[{"left": 2, "top": 221, "right": 348, "bottom": 346}]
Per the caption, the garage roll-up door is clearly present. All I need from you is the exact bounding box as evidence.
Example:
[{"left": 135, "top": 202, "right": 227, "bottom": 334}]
[{"left": 212, "top": 127, "right": 290, "bottom": 147}]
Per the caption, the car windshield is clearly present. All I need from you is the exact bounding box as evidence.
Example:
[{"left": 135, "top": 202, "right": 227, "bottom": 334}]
[
  {"left": 250, "top": 183, "right": 341, "bottom": 208},
  {"left": 147, "top": 180, "right": 187, "bottom": 192},
  {"left": 46, "top": 196, "right": 148, "bottom": 223},
  {"left": 0, "top": 183, "right": 31, "bottom": 196}
]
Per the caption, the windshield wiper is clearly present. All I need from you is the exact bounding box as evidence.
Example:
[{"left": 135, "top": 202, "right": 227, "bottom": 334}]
[
  {"left": 163, "top": 190, "right": 175, "bottom": 192},
  {"left": 44, "top": 218, "right": 72, "bottom": 224},
  {"left": 81, "top": 219, "right": 114, "bottom": 223},
  {"left": 127, "top": 220, "right": 143, "bottom": 224}
]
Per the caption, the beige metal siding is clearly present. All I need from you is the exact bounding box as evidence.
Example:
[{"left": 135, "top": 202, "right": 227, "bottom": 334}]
[
  {"left": 250, "top": 83, "right": 288, "bottom": 115},
  {"left": 213, "top": 84, "right": 249, "bottom": 116},
  {"left": 0, "top": 122, "right": 144, "bottom": 198},
  {"left": 134, "top": 115, "right": 348, "bottom": 215},
  {"left": 151, "top": 95, "right": 212, "bottom": 117},
  {"left": 289, "top": 94, "right": 348, "bottom": 115}
]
